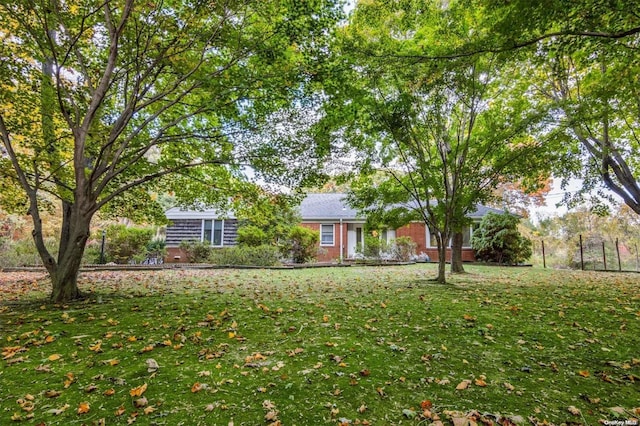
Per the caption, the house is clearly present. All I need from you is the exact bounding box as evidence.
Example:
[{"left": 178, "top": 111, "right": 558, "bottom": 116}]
[{"left": 164, "top": 193, "right": 504, "bottom": 262}]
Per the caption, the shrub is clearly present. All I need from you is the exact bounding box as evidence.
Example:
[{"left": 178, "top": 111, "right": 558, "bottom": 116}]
[
  {"left": 472, "top": 212, "right": 532, "bottom": 265},
  {"left": 179, "top": 240, "right": 213, "bottom": 263},
  {"left": 0, "top": 236, "right": 59, "bottom": 268},
  {"left": 282, "top": 226, "right": 319, "bottom": 264},
  {"left": 356, "top": 235, "right": 388, "bottom": 259},
  {"left": 208, "top": 245, "right": 280, "bottom": 266},
  {"left": 105, "top": 225, "right": 154, "bottom": 264},
  {"left": 236, "top": 225, "right": 269, "bottom": 247},
  {"left": 145, "top": 239, "right": 166, "bottom": 264},
  {"left": 391, "top": 236, "right": 417, "bottom": 262}
]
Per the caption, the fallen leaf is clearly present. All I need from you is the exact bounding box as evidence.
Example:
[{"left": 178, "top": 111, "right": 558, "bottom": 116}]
[
  {"left": 504, "top": 382, "right": 515, "bottom": 391},
  {"left": 455, "top": 379, "right": 471, "bottom": 390},
  {"left": 129, "top": 383, "right": 147, "bottom": 397},
  {"left": 88, "top": 341, "right": 102, "bottom": 352},
  {"left": 578, "top": 370, "right": 590, "bottom": 377},
  {"left": 474, "top": 378, "right": 487, "bottom": 387},
  {"left": 48, "top": 354, "right": 61, "bottom": 361},
  {"left": 134, "top": 397, "right": 148, "bottom": 408},
  {"left": 77, "top": 402, "right": 90, "bottom": 414},
  {"left": 146, "top": 359, "right": 159, "bottom": 372},
  {"left": 567, "top": 405, "right": 581, "bottom": 415},
  {"left": 115, "top": 405, "right": 126, "bottom": 416},
  {"left": 103, "top": 388, "right": 115, "bottom": 396},
  {"left": 47, "top": 403, "right": 70, "bottom": 415}
]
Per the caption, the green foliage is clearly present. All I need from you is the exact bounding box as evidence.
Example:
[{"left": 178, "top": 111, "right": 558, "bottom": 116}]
[
  {"left": 0, "top": 0, "right": 343, "bottom": 300},
  {"left": 179, "top": 240, "right": 214, "bottom": 264},
  {"left": 472, "top": 213, "right": 532, "bottom": 265},
  {"left": 282, "top": 226, "right": 319, "bottom": 264},
  {"left": 356, "top": 234, "right": 387, "bottom": 260},
  {"left": 322, "top": 1, "right": 550, "bottom": 281},
  {"left": 208, "top": 245, "right": 281, "bottom": 267},
  {"left": 0, "top": 237, "right": 58, "bottom": 268},
  {"left": 235, "top": 192, "right": 303, "bottom": 248},
  {"left": 391, "top": 236, "right": 417, "bottom": 262},
  {"left": 236, "top": 225, "right": 270, "bottom": 247},
  {"left": 104, "top": 225, "right": 155, "bottom": 264}
]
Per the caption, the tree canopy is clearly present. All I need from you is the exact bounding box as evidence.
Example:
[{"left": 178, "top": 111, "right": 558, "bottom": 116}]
[
  {"left": 319, "top": 0, "right": 549, "bottom": 282},
  {"left": 0, "top": 0, "right": 342, "bottom": 301}
]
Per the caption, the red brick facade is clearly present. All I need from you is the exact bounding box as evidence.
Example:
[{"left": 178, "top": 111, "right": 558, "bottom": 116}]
[
  {"left": 303, "top": 221, "right": 476, "bottom": 263},
  {"left": 300, "top": 222, "right": 349, "bottom": 262}
]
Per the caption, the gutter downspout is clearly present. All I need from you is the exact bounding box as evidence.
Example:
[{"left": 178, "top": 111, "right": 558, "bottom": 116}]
[{"left": 339, "top": 217, "right": 343, "bottom": 264}]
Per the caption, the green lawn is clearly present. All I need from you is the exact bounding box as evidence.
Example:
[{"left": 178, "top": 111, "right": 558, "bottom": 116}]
[{"left": 1, "top": 265, "right": 639, "bottom": 425}]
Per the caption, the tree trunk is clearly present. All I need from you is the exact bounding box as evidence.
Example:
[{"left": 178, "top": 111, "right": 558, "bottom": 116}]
[
  {"left": 450, "top": 231, "right": 465, "bottom": 273},
  {"left": 46, "top": 203, "right": 92, "bottom": 302},
  {"left": 435, "top": 232, "right": 447, "bottom": 283}
]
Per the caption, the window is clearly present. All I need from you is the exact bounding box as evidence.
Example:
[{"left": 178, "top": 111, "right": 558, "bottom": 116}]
[
  {"left": 320, "top": 224, "right": 334, "bottom": 246},
  {"left": 462, "top": 225, "right": 472, "bottom": 248},
  {"left": 203, "top": 219, "right": 224, "bottom": 246},
  {"left": 427, "top": 225, "right": 474, "bottom": 248},
  {"left": 428, "top": 228, "right": 439, "bottom": 248},
  {"left": 381, "top": 229, "right": 396, "bottom": 243}
]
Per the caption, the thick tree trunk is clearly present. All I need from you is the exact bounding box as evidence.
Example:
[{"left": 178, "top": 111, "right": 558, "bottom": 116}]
[
  {"left": 47, "top": 203, "right": 92, "bottom": 302},
  {"left": 450, "top": 232, "right": 465, "bottom": 273}
]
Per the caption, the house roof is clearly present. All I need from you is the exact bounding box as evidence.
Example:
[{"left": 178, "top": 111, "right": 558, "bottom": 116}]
[
  {"left": 299, "top": 193, "right": 505, "bottom": 221},
  {"left": 299, "top": 193, "right": 360, "bottom": 220},
  {"left": 165, "top": 193, "right": 505, "bottom": 221}
]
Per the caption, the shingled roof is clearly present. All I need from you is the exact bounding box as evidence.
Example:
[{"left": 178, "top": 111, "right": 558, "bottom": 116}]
[{"left": 299, "top": 193, "right": 505, "bottom": 221}]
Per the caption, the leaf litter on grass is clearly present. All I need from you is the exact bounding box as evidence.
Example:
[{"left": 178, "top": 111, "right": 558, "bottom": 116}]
[{"left": 1, "top": 265, "right": 639, "bottom": 425}]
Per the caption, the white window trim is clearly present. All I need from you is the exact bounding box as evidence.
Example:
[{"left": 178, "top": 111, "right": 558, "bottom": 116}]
[
  {"left": 201, "top": 219, "right": 225, "bottom": 247},
  {"left": 426, "top": 225, "right": 474, "bottom": 248},
  {"left": 320, "top": 223, "right": 335, "bottom": 247}
]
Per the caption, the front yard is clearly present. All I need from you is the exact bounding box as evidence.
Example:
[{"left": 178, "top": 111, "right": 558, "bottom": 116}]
[{"left": 1, "top": 265, "right": 638, "bottom": 425}]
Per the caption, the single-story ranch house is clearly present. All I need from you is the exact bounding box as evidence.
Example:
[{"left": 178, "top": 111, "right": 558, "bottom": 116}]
[{"left": 164, "top": 193, "right": 504, "bottom": 263}]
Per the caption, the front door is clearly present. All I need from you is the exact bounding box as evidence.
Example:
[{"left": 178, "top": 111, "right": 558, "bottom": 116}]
[{"left": 347, "top": 224, "right": 364, "bottom": 258}]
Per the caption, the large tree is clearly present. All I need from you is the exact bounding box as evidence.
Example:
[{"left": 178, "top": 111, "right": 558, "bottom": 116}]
[
  {"left": 321, "top": 0, "right": 548, "bottom": 282},
  {"left": 0, "top": 0, "right": 341, "bottom": 301},
  {"left": 417, "top": 0, "right": 640, "bottom": 216}
]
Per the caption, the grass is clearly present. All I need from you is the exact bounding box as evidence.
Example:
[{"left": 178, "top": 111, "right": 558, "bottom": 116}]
[{"left": 1, "top": 264, "right": 639, "bottom": 425}]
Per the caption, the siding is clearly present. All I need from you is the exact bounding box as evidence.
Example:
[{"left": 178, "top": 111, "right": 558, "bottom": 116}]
[
  {"left": 222, "top": 220, "right": 238, "bottom": 246},
  {"left": 165, "top": 219, "right": 202, "bottom": 247},
  {"left": 166, "top": 219, "right": 238, "bottom": 247}
]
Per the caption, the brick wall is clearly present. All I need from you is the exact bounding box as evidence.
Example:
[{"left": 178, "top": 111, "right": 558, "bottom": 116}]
[
  {"left": 301, "top": 222, "right": 346, "bottom": 262},
  {"left": 396, "top": 222, "right": 476, "bottom": 262}
]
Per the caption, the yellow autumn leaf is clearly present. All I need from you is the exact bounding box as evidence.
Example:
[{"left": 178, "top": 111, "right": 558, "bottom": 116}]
[
  {"left": 77, "top": 402, "right": 90, "bottom": 414},
  {"left": 88, "top": 341, "right": 102, "bottom": 352},
  {"left": 48, "top": 354, "right": 61, "bottom": 361},
  {"left": 474, "top": 378, "right": 487, "bottom": 387},
  {"left": 129, "top": 383, "right": 147, "bottom": 397}
]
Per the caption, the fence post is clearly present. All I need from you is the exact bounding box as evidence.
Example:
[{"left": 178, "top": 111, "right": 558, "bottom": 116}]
[
  {"left": 616, "top": 238, "right": 622, "bottom": 272},
  {"left": 541, "top": 240, "right": 546, "bottom": 269},
  {"left": 602, "top": 241, "right": 607, "bottom": 271},
  {"left": 579, "top": 234, "right": 584, "bottom": 271}
]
